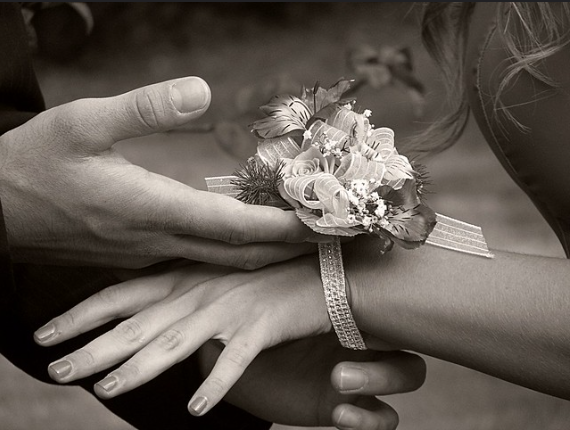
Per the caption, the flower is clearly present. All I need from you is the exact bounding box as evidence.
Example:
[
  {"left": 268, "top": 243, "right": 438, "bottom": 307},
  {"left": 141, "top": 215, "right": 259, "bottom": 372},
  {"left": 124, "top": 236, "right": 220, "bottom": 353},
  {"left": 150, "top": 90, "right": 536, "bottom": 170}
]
[{"left": 241, "top": 79, "right": 436, "bottom": 250}]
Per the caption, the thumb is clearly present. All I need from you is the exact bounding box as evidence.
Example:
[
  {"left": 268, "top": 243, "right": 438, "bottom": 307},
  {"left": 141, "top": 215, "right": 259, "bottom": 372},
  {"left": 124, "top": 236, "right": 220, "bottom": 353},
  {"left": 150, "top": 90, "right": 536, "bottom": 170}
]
[{"left": 46, "top": 76, "right": 211, "bottom": 152}]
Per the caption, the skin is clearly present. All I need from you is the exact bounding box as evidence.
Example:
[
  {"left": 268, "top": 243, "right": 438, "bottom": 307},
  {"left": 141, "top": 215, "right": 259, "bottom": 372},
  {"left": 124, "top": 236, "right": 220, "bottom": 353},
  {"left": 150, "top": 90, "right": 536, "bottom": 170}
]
[
  {"left": 35, "top": 233, "right": 570, "bottom": 426},
  {"left": 343, "top": 236, "right": 570, "bottom": 400},
  {"left": 34, "top": 260, "right": 426, "bottom": 430},
  {"left": 0, "top": 76, "right": 318, "bottom": 270}
]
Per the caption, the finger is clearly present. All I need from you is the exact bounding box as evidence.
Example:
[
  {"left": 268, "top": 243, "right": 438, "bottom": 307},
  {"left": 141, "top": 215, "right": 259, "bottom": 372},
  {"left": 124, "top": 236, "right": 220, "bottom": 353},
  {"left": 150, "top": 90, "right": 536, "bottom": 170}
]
[
  {"left": 333, "top": 399, "right": 399, "bottom": 430},
  {"left": 168, "top": 234, "right": 318, "bottom": 270},
  {"left": 45, "top": 275, "right": 219, "bottom": 383},
  {"left": 44, "top": 76, "right": 211, "bottom": 152},
  {"left": 158, "top": 188, "right": 324, "bottom": 244},
  {"left": 34, "top": 273, "right": 174, "bottom": 346},
  {"left": 92, "top": 309, "right": 215, "bottom": 399},
  {"left": 331, "top": 352, "right": 426, "bottom": 395},
  {"left": 187, "top": 335, "right": 261, "bottom": 416}
]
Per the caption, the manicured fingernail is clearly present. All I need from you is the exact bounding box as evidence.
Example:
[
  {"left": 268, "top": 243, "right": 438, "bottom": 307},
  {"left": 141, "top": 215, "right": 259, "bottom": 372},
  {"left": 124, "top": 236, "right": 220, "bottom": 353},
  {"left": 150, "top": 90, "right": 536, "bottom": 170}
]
[
  {"left": 338, "top": 366, "right": 367, "bottom": 392},
  {"left": 188, "top": 396, "right": 208, "bottom": 416},
  {"left": 96, "top": 375, "right": 118, "bottom": 393},
  {"left": 336, "top": 407, "right": 361, "bottom": 430},
  {"left": 48, "top": 360, "right": 72, "bottom": 379},
  {"left": 34, "top": 323, "right": 56, "bottom": 343},
  {"left": 171, "top": 77, "right": 210, "bottom": 113}
]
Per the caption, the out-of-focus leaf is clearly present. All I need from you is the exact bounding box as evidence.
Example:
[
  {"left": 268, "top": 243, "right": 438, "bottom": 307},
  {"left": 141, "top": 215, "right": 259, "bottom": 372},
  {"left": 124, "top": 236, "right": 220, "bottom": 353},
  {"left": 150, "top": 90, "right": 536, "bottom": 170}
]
[
  {"left": 214, "top": 120, "right": 257, "bottom": 160},
  {"left": 235, "top": 73, "right": 300, "bottom": 115}
]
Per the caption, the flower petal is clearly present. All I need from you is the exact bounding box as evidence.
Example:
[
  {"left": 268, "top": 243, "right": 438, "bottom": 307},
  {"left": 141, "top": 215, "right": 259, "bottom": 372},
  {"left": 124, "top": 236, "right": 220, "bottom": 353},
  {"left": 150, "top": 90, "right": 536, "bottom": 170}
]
[
  {"left": 256, "top": 137, "right": 301, "bottom": 167},
  {"left": 304, "top": 120, "right": 351, "bottom": 152},
  {"left": 313, "top": 174, "right": 350, "bottom": 218},
  {"left": 365, "top": 127, "right": 396, "bottom": 160},
  {"left": 296, "top": 208, "right": 361, "bottom": 236},
  {"left": 335, "top": 153, "right": 386, "bottom": 182},
  {"left": 282, "top": 173, "right": 325, "bottom": 210},
  {"left": 251, "top": 95, "right": 311, "bottom": 139}
]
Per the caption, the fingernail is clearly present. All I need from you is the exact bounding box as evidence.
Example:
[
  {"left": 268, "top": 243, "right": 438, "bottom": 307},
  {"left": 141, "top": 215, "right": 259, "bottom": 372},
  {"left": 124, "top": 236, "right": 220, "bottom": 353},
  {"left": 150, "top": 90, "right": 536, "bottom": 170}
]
[
  {"left": 336, "top": 407, "right": 361, "bottom": 430},
  {"left": 48, "top": 360, "right": 72, "bottom": 379},
  {"left": 171, "top": 77, "right": 210, "bottom": 113},
  {"left": 338, "top": 366, "right": 368, "bottom": 392},
  {"left": 34, "top": 323, "right": 56, "bottom": 343},
  {"left": 188, "top": 396, "right": 208, "bottom": 416},
  {"left": 96, "top": 375, "right": 118, "bottom": 393}
]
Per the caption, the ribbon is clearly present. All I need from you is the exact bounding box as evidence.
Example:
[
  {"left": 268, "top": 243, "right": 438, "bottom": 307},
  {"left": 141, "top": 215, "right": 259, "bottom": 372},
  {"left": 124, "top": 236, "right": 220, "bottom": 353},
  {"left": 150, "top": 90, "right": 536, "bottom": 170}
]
[{"left": 205, "top": 175, "right": 494, "bottom": 259}]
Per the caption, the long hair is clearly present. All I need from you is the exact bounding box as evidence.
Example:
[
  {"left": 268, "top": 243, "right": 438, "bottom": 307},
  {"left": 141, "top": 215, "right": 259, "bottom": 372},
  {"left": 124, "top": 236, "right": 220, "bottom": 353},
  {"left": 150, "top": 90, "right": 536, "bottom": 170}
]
[{"left": 413, "top": 2, "right": 570, "bottom": 155}]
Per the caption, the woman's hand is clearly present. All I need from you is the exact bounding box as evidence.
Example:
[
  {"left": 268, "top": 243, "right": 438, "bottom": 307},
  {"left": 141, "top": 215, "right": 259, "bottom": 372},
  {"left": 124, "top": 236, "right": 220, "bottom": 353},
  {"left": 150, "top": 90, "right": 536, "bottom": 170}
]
[
  {"left": 34, "top": 257, "right": 425, "bottom": 429},
  {"left": 0, "top": 76, "right": 317, "bottom": 270},
  {"left": 35, "top": 257, "right": 331, "bottom": 412}
]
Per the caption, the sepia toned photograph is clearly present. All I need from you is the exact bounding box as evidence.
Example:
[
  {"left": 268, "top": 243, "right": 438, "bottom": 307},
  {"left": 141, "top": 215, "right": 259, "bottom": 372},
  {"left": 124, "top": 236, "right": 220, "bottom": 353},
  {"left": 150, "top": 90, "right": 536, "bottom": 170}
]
[{"left": 1, "top": 3, "right": 570, "bottom": 430}]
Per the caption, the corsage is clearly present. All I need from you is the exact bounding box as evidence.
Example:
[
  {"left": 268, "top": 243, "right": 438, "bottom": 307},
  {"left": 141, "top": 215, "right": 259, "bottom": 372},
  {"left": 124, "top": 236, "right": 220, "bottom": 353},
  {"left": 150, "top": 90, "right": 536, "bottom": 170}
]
[{"left": 206, "top": 79, "right": 493, "bottom": 350}]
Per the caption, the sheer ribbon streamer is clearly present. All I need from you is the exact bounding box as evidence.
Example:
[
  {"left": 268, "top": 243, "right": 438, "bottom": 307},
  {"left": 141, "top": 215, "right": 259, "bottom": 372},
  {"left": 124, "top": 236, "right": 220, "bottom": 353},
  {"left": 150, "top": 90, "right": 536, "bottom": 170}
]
[{"left": 206, "top": 175, "right": 495, "bottom": 259}]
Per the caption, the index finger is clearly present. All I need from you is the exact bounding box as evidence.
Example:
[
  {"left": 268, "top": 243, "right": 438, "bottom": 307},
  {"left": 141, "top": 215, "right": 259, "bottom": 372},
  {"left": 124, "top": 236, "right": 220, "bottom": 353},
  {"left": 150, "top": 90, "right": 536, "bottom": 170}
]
[{"left": 149, "top": 181, "right": 324, "bottom": 244}]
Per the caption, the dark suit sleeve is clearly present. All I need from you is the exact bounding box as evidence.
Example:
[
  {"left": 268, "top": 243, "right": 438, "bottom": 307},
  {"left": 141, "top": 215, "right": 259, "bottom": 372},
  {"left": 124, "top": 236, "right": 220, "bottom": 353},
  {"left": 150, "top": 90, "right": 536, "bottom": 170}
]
[{"left": 0, "top": 2, "right": 45, "bottom": 304}]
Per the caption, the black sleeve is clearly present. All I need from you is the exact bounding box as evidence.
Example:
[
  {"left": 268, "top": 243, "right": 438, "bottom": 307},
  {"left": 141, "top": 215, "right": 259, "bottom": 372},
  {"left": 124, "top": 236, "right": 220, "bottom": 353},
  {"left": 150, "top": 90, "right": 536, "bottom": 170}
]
[{"left": 0, "top": 2, "right": 45, "bottom": 305}]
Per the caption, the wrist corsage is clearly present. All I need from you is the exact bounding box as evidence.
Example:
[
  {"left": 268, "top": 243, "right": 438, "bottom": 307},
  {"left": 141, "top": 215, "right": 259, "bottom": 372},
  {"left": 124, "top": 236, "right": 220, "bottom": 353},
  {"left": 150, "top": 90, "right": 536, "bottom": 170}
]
[{"left": 207, "top": 79, "right": 493, "bottom": 350}]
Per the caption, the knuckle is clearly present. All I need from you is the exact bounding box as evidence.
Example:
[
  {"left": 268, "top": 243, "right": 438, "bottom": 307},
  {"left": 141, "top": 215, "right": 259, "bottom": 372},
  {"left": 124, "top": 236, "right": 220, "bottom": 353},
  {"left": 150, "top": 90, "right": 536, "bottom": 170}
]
[
  {"left": 204, "top": 376, "right": 226, "bottom": 397},
  {"left": 155, "top": 329, "right": 184, "bottom": 351},
  {"left": 133, "top": 87, "right": 168, "bottom": 131},
  {"left": 113, "top": 319, "right": 145, "bottom": 344},
  {"left": 214, "top": 204, "right": 254, "bottom": 245},
  {"left": 238, "top": 251, "right": 267, "bottom": 271},
  {"left": 48, "top": 99, "right": 95, "bottom": 147},
  {"left": 58, "top": 310, "right": 76, "bottom": 330},
  {"left": 96, "top": 285, "right": 121, "bottom": 306},
  {"left": 72, "top": 348, "right": 96, "bottom": 367},
  {"left": 118, "top": 361, "right": 142, "bottom": 379},
  {"left": 226, "top": 227, "right": 248, "bottom": 245},
  {"left": 224, "top": 347, "right": 248, "bottom": 368}
]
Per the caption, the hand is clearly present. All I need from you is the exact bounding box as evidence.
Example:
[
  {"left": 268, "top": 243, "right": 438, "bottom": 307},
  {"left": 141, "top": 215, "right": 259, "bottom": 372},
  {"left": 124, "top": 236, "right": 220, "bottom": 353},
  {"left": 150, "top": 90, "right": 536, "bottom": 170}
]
[
  {"left": 34, "top": 257, "right": 330, "bottom": 411},
  {"left": 34, "top": 259, "right": 425, "bottom": 429},
  {"left": 0, "top": 76, "right": 317, "bottom": 269},
  {"left": 201, "top": 335, "right": 426, "bottom": 429}
]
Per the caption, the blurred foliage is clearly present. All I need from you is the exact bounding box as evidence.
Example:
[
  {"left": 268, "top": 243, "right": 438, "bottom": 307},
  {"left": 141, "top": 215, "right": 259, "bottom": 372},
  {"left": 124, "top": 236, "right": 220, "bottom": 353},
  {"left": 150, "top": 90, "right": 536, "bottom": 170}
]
[{"left": 31, "top": 3, "right": 420, "bottom": 64}]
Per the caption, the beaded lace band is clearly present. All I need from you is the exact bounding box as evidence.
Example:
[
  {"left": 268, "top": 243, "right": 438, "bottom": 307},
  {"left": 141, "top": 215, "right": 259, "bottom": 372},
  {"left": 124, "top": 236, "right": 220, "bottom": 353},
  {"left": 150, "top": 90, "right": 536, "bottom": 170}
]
[{"left": 319, "top": 237, "right": 367, "bottom": 350}]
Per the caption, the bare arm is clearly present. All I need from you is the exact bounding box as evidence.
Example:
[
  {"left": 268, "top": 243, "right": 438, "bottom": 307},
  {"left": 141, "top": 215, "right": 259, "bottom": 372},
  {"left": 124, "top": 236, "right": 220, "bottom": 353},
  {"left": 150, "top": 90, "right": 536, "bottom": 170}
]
[{"left": 345, "top": 236, "right": 570, "bottom": 398}]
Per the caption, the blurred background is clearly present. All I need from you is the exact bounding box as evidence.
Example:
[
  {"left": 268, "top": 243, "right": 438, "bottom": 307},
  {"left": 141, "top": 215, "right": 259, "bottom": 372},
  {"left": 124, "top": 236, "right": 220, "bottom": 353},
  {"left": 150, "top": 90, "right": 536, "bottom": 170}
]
[{"left": 2, "top": 3, "right": 569, "bottom": 429}]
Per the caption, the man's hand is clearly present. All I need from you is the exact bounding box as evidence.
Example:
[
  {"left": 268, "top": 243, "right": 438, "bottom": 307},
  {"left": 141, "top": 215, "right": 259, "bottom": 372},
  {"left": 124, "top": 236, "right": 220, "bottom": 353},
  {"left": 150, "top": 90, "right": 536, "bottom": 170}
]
[
  {"left": 202, "top": 335, "right": 426, "bottom": 430},
  {"left": 0, "top": 76, "right": 317, "bottom": 269}
]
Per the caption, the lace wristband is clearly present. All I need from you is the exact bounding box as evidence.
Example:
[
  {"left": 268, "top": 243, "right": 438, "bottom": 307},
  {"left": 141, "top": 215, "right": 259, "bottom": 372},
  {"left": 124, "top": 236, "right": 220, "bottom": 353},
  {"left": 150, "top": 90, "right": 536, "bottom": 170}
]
[{"left": 318, "top": 236, "right": 367, "bottom": 350}]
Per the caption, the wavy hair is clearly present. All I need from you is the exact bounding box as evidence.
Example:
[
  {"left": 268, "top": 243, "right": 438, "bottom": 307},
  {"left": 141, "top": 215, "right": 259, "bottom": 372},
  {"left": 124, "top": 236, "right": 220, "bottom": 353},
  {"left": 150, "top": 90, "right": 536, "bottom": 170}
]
[{"left": 412, "top": 2, "right": 570, "bottom": 155}]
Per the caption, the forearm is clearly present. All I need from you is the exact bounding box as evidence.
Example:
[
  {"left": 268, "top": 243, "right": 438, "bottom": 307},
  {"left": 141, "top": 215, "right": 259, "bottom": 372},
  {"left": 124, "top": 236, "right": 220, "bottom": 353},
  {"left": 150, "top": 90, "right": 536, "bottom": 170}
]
[{"left": 344, "top": 236, "right": 570, "bottom": 398}]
